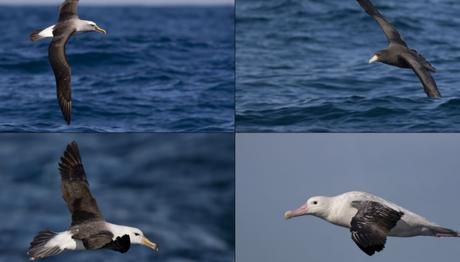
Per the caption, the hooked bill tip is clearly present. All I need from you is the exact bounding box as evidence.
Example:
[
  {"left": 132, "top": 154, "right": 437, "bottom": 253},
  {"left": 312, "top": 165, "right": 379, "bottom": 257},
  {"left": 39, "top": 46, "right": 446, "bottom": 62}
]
[
  {"left": 284, "top": 211, "right": 292, "bottom": 220},
  {"left": 368, "top": 55, "right": 379, "bottom": 64}
]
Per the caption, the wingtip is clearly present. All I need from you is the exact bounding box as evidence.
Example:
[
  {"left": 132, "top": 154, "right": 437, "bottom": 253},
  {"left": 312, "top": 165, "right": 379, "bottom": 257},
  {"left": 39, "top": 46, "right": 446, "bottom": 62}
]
[
  {"left": 57, "top": 88, "right": 72, "bottom": 126},
  {"left": 68, "top": 140, "right": 78, "bottom": 148},
  {"left": 427, "top": 92, "right": 442, "bottom": 99},
  {"left": 60, "top": 141, "right": 82, "bottom": 167},
  {"left": 66, "top": 141, "right": 80, "bottom": 156},
  {"left": 62, "top": 103, "right": 71, "bottom": 125},
  {"left": 64, "top": 113, "right": 71, "bottom": 125}
]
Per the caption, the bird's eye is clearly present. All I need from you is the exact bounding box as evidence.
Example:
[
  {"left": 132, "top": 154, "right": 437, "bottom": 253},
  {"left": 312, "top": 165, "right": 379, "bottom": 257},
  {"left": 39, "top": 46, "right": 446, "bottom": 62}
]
[
  {"left": 313, "top": 201, "right": 318, "bottom": 205},
  {"left": 134, "top": 233, "right": 140, "bottom": 236}
]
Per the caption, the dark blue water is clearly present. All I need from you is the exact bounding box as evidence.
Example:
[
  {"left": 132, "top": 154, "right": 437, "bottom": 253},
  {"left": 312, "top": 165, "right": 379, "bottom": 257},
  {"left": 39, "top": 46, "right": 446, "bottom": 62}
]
[
  {"left": 0, "top": 6, "right": 234, "bottom": 132},
  {"left": 0, "top": 134, "right": 235, "bottom": 261},
  {"left": 237, "top": 0, "right": 460, "bottom": 132}
]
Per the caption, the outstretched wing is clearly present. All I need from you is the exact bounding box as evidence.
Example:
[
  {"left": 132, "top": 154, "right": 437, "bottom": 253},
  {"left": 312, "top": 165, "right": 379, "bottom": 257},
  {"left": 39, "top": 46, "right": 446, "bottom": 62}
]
[
  {"left": 350, "top": 200, "right": 403, "bottom": 256},
  {"left": 49, "top": 23, "right": 75, "bottom": 124},
  {"left": 400, "top": 52, "right": 441, "bottom": 98},
  {"left": 58, "top": 0, "right": 79, "bottom": 22},
  {"left": 58, "top": 141, "right": 105, "bottom": 226},
  {"left": 356, "top": 0, "right": 407, "bottom": 46}
]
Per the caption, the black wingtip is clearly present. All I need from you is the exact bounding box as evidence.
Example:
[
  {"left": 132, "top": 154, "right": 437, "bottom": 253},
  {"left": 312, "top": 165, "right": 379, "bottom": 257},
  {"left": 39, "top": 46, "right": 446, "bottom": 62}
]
[
  {"left": 428, "top": 92, "right": 442, "bottom": 99},
  {"left": 64, "top": 112, "right": 71, "bottom": 125},
  {"left": 57, "top": 93, "right": 72, "bottom": 125},
  {"left": 68, "top": 140, "right": 78, "bottom": 149},
  {"left": 60, "top": 101, "right": 72, "bottom": 125},
  {"left": 58, "top": 141, "right": 83, "bottom": 177},
  {"left": 64, "top": 141, "right": 81, "bottom": 160}
]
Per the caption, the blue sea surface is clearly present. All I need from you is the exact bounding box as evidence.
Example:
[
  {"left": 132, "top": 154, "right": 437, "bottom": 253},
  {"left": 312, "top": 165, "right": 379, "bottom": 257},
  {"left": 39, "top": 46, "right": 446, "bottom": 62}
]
[
  {"left": 0, "top": 134, "right": 235, "bottom": 261},
  {"left": 0, "top": 6, "right": 234, "bottom": 132},
  {"left": 237, "top": 0, "right": 460, "bottom": 132}
]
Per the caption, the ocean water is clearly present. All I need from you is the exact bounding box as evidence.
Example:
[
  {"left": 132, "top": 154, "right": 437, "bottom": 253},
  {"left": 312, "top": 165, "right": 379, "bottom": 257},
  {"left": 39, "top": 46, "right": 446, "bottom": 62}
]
[
  {"left": 0, "top": 134, "right": 235, "bottom": 262},
  {"left": 236, "top": 0, "right": 460, "bottom": 132},
  {"left": 0, "top": 6, "right": 234, "bottom": 132}
]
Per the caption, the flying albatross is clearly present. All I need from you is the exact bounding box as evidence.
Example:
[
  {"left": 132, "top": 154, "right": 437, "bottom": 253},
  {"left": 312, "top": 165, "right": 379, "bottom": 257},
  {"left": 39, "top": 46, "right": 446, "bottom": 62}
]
[
  {"left": 28, "top": 141, "right": 158, "bottom": 260},
  {"left": 356, "top": 0, "right": 441, "bottom": 98},
  {"left": 30, "top": 0, "right": 107, "bottom": 124},
  {"left": 284, "top": 191, "right": 459, "bottom": 256}
]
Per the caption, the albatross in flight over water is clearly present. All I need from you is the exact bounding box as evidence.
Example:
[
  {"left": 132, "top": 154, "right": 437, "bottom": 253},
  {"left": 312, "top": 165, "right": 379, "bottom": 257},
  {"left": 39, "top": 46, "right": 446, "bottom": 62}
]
[
  {"left": 30, "top": 0, "right": 107, "bottom": 124},
  {"left": 28, "top": 141, "right": 158, "bottom": 260},
  {"left": 356, "top": 0, "right": 441, "bottom": 98},
  {"left": 285, "top": 191, "right": 459, "bottom": 256}
]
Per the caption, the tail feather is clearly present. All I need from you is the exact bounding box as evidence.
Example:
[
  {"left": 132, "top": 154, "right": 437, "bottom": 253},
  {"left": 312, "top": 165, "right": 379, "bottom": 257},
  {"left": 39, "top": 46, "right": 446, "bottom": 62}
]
[
  {"left": 431, "top": 226, "right": 460, "bottom": 237},
  {"left": 28, "top": 230, "right": 63, "bottom": 260},
  {"left": 30, "top": 29, "right": 45, "bottom": 42}
]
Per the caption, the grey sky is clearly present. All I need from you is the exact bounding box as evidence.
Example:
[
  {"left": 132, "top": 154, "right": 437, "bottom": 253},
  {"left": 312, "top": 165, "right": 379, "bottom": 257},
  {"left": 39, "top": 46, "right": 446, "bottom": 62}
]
[
  {"left": 237, "top": 134, "right": 460, "bottom": 261},
  {"left": 0, "top": 0, "right": 233, "bottom": 5}
]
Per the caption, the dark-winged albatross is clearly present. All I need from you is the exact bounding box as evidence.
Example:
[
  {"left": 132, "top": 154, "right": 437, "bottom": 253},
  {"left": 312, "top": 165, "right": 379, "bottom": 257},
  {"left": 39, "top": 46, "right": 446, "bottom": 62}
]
[
  {"left": 356, "top": 0, "right": 441, "bottom": 98},
  {"left": 30, "top": 0, "right": 107, "bottom": 124},
  {"left": 28, "top": 141, "right": 158, "bottom": 260},
  {"left": 284, "top": 191, "right": 459, "bottom": 256}
]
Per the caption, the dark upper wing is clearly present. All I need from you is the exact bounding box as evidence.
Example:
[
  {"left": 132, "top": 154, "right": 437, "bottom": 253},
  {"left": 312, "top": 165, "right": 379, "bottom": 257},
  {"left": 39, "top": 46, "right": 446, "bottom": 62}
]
[
  {"left": 58, "top": 0, "right": 79, "bottom": 22},
  {"left": 78, "top": 231, "right": 114, "bottom": 250},
  {"left": 400, "top": 52, "right": 441, "bottom": 98},
  {"left": 59, "top": 141, "right": 104, "bottom": 226},
  {"left": 49, "top": 23, "right": 75, "bottom": 124},
  {"left": 356, "top": 0, "right": 407, "bottom": 46},
  {"left": 103, "top": 235, "right": 131, "bottom": 253},
  {"left": 350, "top": 200, "right": 403, "bottom": 256}
]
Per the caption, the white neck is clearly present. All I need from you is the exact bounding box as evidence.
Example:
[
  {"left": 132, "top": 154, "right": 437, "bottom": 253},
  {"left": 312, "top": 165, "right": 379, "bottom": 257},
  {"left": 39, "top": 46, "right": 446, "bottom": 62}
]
[
  {"left": 324, "top": 195, "right": 357, "bottom": 228},
  {"left": 105, "top": 222, "right": 132, "bottom": 238},
  {"left": 75, "top": 20, "right": 93, "bottom": 32}
]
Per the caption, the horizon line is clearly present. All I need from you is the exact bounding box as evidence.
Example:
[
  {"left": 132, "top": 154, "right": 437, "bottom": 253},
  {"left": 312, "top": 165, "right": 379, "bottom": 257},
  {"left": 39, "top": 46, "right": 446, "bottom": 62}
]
[
  {"left": 0, "top": 4, "right": 234, "bottom": 6},
  {"left": 0, "top": 0, "right": 233, "bottom": 6}
]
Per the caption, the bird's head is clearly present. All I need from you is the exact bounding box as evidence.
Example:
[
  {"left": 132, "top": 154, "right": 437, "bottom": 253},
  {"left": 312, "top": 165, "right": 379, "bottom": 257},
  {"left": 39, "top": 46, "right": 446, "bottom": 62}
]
[
  {"left": 284, "top": 196, "right": 329, "bottom": 219},
  {"left": 85, "top": 21, "right": 107, "bottom": 35},
  {"left": 369, "top": 50, "right": 387, "bottom": 64},
  {"left": 124, "top": 226, "right": 159, "bottom": 251}
]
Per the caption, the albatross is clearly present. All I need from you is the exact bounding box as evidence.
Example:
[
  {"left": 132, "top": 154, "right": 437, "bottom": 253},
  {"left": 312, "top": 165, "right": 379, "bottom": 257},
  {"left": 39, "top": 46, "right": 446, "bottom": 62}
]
[
  {"left": 30, "top": 0, "right": 107, "bottom": 124},
  {"left": 28, "top": 141, "right": 158, "bottom": 260},
  {"left": 356, "top": 0, "right": 441, "bottom": 98},
  {"left": 284, "top": 191, "right": 459, "bottom": 256}
]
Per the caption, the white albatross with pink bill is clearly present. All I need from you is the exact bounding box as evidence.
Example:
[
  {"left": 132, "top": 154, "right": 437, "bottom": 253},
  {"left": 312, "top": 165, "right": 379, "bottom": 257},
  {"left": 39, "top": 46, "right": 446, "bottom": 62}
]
[{"left": 285, "top": 191, "right": 459, "bottom": 256}]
